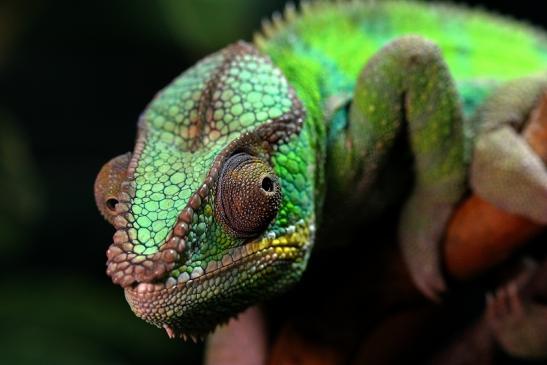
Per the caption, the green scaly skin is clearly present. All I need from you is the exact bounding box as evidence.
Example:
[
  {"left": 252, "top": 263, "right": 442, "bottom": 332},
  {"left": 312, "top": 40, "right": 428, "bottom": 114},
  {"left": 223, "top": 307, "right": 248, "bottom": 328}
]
[{"left": 95, "top": 1, "right": 547, "bottom": 339}]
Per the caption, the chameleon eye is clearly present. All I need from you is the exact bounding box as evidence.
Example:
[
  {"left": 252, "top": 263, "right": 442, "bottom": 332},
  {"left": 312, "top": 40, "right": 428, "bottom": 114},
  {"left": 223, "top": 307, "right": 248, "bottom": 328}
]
[
  {"left": 216, "top": 152, "right": 281, "bottom": 238},
  {"left": 94, "top": 153, "right": 131, "bottom": 224}
]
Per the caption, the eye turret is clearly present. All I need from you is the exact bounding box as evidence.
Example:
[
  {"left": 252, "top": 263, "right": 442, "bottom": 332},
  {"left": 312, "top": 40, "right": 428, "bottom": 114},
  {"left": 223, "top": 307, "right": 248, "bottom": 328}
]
[{"left": 215, "top": 152, "right": 281, "bottom": 238}]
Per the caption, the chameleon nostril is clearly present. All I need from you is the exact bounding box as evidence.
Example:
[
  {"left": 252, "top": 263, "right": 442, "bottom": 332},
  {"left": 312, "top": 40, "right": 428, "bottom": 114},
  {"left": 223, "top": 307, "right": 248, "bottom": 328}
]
[{"left": 106, "top": 198, "right": 119, "bottom": 212}]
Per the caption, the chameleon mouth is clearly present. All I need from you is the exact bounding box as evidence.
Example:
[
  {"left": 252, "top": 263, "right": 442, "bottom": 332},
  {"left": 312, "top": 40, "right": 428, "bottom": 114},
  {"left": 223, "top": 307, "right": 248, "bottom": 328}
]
[
  {"left": 123, "top": 221, "right": 313, "bottom": 336},
  {"left": 127, "top": 240, "right": 303, "bottom": 294}
]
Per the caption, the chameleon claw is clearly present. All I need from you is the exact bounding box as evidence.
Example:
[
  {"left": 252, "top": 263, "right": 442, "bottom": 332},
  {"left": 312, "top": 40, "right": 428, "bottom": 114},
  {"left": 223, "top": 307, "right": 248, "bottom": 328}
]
[
  {"left": 403, "top": 245, "right": 447, "bottom": 302},
  {"left": 486, "top": 260, "right": 536, "bottom": 326},
  {"left": 415, "top": 270, "right": 446, "bottom": 303}
]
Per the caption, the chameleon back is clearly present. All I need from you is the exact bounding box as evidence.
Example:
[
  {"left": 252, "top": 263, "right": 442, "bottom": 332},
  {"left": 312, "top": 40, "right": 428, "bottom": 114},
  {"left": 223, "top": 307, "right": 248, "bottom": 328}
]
[{"left": 258, "top": 1, "right": 547, "bottom": 118}]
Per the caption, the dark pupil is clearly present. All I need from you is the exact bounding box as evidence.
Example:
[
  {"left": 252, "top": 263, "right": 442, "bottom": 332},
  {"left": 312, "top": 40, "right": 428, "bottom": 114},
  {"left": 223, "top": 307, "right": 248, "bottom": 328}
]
[
  {"left": 106, "top": 198, "right": 118, "bottom": 212},
  {"left": 261, "top": 176, "right": 274, "bottom": 192}
]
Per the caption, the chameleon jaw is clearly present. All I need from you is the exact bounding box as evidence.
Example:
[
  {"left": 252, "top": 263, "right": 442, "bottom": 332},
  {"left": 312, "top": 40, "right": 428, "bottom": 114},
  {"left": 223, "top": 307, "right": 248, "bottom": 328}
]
[{"left": 123, "top": 221, "right": 313, "bottom": 338}]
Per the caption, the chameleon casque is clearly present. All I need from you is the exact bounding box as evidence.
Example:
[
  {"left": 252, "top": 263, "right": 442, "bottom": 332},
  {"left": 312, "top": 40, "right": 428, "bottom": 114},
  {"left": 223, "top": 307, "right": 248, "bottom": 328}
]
[{"left": 94, "top": 0, "right": 547, "bottom": 343}]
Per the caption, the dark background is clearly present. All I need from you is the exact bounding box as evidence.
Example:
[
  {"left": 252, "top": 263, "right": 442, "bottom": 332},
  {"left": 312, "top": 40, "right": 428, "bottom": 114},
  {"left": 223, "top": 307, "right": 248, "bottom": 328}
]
[{"left": 0, "top": 1, "right": 544, "bottom": 364}]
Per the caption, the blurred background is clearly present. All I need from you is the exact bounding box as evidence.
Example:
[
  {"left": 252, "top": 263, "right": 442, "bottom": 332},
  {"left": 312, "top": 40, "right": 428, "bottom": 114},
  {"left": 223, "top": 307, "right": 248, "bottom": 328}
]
[{"left": 0, "top": 0, "right": 543, "bottom": 364}]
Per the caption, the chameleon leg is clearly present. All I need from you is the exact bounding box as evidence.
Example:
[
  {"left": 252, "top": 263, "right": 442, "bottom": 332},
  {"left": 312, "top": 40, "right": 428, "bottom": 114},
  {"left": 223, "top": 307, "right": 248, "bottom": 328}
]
[
  {"left": 471, "top": 77, "right": 547, "bottom": 224},
  {"left": 444, "top": 86, "right": 547, "bottom": 281},
  {"left": 349, "top": 36, "right": 466, "bottom": 300},
  {"left": 486, "top": 260, "right": 547, "bottom": 359}
]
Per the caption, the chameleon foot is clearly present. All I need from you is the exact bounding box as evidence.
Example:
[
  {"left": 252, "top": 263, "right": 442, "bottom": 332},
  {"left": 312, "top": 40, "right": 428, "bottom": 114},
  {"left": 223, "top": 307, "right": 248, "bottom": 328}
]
[
  {"left": 403, "top": 245, "right": 446, "bottom": 302},
  {"left": 400, "top": 196, "right": 452, "bottom": 301},
  {"left": 486, "top": 261, "right": 547, "bottom": 359},
  {"left": 471, "top": 79, "right": 547, "bottom": 225}
]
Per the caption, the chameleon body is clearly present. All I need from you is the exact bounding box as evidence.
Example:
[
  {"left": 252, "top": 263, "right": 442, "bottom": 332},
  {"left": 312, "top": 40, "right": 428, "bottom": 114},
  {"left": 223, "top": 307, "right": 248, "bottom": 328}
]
[{"left": 95, "top": 1, "right": 547, "bottom": 339}]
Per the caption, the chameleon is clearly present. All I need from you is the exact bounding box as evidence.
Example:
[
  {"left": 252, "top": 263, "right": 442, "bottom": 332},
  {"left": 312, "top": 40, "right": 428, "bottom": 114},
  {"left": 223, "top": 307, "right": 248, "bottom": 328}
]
[{"left": 94, "top": 0, "right": 547, "bottom": 343}]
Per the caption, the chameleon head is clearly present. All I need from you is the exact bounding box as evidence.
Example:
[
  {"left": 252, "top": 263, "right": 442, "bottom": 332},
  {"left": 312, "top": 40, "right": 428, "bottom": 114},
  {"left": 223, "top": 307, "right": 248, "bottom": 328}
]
[{"left": 94, "top": 41, "right": 316, "bottom": 337}]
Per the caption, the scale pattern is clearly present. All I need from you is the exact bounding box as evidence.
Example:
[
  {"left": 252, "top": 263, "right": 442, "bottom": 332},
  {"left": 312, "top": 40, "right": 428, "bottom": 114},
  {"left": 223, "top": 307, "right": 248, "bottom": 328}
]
[{"left": 106, "top": 42, "right": 299, "bottom": 287}]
